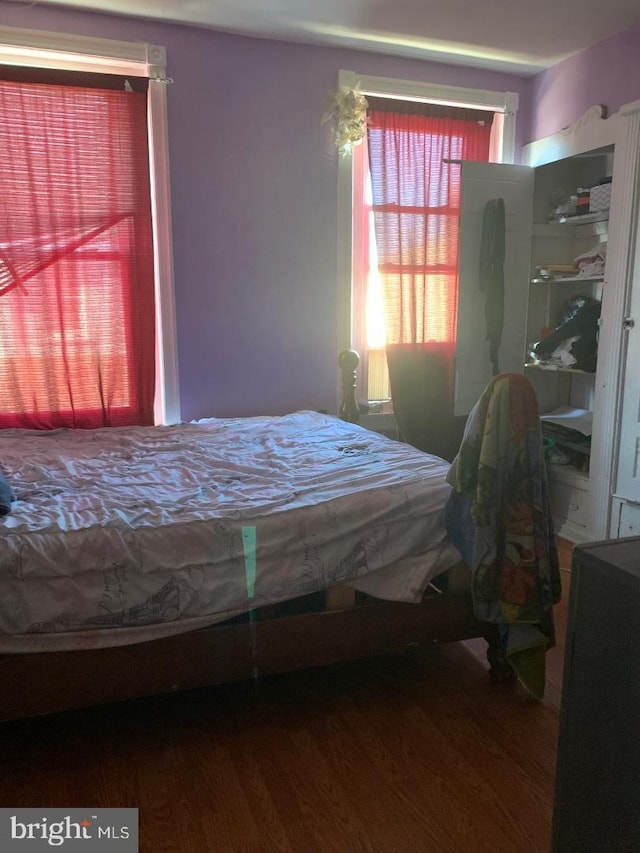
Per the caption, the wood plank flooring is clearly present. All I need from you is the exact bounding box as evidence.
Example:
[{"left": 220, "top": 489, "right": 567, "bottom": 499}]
[{"left": 0, "top": 541, "right": 573, "bottom": 853}]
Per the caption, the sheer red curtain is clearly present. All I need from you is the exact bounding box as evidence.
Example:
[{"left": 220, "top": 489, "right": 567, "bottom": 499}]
[
  {"left": 0, "top": 74, "right": 156, "bottom": 429},
  {"left": 367, "top": 100, "right": 493, "bottom": 459}
]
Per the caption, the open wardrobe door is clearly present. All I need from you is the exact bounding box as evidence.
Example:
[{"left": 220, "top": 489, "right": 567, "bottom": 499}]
[{"left": 455, "top": 161, "right": 534, "bottom": 416}]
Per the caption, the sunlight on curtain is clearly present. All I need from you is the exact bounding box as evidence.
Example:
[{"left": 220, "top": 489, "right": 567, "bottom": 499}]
[
  {"left": 368, "top": 103, "right": 493, "bottom": 349},
  {"left": 352, "top": 134, "right": 390, "bottom": 402},
  {"left": 366, "top": 100, "right": 493, "bottom": 457},
  {"left": 364, "top": 170, "right": 391, "bottom": 401},
  {"left": 0, "top": 76, "right": 156, "bottom": 429}
]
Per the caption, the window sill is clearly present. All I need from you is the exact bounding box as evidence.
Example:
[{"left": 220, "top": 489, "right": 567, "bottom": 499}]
[{"left": 358, "top": 411, "right": 398, "bottom": 437}]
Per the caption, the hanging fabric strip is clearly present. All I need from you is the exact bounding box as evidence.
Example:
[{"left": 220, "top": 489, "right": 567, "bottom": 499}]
[{"left": 479, "top": 198, "right": 506, "bottom": 376}]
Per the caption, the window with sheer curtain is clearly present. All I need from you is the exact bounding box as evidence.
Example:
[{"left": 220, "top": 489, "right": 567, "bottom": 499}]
[
  {"left": 0, "top": 70, "right": 156, "bottom": 429},
  {"left": 346, "top": 73, "right": 514, "bottom": 419},
  {"left": 363, "top": 98, "right": 493, "bottom": 457},
  {"left": 367, "top": 98, "right": 493, "bottom": 350}
]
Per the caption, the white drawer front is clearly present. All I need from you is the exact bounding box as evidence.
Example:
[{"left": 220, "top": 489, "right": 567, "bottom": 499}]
[
  {"left": 617, "top": 501, "right": 640, "bottom": 538},
  {"left": 548, "top": 478, "right": 589, "bottom": 529}
]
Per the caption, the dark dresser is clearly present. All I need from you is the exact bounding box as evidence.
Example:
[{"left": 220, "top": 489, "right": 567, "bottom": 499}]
[{"left": 552, "top": 536, "right": 640, "bottom": 853}]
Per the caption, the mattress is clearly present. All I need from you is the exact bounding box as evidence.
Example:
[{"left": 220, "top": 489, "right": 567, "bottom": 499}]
[{"left": 0, "top": 411, "right": 460, "bottom": 653}]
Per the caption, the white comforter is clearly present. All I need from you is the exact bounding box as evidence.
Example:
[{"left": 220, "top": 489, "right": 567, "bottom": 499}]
[{"left": 0, "top": 411, "right": 459, "bottom": 652}]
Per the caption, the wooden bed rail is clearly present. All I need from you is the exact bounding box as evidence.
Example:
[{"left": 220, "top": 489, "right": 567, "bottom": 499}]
[{"left": 0, "top": 590, "right": 502, "bottom": 722}]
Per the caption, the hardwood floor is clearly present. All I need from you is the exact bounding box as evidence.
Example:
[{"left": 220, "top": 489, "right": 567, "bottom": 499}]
[{"left": 0, "top": 541, "right": 574, "bottom": 853}]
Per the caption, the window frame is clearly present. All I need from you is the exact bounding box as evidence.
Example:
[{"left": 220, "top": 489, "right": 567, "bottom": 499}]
[
  {"left": 336, "top": 69, "right": 518, "bottom": 410},
  {"left": 0, "top": 25, "right": 179, "bottom": 425}
]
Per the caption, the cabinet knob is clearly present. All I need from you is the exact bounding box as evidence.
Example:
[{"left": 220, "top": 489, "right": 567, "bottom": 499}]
[{"left": 623, "top": 317, "right": 635, "bottom": 329}]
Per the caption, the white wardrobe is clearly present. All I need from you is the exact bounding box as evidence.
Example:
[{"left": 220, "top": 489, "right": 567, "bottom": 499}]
[{"left": 455, "top": 100, "right": 640, "bottom": 543}]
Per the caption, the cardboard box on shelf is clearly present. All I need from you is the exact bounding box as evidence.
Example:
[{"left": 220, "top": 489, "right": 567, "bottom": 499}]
[{"left": 589, "top": 180, "right": 612, "bottom": 213}]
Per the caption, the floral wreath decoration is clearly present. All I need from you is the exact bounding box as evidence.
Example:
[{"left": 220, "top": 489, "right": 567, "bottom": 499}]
[{"left": 322, "top": 86, "right": 369, "bottom": 157}]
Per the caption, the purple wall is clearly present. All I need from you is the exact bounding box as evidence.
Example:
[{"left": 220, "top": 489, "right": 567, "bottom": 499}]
[
  {"left": 0, "top": 3, "right": 534, "bottom": 418},
  {"left": 529, "top": 22, "right": 640, "bottom": 142}
]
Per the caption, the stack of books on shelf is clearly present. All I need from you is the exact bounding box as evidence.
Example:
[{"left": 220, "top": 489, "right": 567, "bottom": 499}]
[{"left": 534, "top": 264, "right": 579, "bottom": 281}]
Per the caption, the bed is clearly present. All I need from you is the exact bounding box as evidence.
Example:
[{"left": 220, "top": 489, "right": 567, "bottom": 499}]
[{"left": 0, "top": 352, "right": 509, "bottom": 721}]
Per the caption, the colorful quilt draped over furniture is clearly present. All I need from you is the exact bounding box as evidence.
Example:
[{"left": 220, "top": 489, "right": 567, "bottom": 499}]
[{"left": 444, "top": 373, "right": 561, "bottom": 698}]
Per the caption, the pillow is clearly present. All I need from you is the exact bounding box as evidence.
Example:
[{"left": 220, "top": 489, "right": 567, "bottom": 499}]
[{"left": 0, "top": 470, "right": 14, "bottom": 516}]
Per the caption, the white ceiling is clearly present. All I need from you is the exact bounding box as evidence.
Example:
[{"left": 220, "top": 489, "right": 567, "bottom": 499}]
[{"left": 19, "top": 0, "right": 640, "bottom": 75}]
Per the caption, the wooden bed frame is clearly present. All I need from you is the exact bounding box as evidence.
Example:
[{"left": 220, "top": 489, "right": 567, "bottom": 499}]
[{"left": 0, "top": 351, "right": 509, "bottom": 722}]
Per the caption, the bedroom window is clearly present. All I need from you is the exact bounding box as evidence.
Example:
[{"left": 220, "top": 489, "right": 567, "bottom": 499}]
[
  {"left": 337, "top": 71, "right": 517, "bottom": 410},
  {"left": 0, "top": 28, "right": 178, "bottom": 428}
]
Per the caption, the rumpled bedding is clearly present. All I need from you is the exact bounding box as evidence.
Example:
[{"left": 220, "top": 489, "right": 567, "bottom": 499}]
[{"left": 0, "top": 411, "right": 460, "bottom": 653}]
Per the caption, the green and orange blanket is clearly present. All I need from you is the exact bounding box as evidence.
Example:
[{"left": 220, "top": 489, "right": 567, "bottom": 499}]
[{"left": 445, "top": 373, "right": 561, "bottom": 698}]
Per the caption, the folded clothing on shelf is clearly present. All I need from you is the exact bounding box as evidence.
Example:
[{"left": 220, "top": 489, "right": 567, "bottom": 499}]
[
  {"left": 573, "top": 241, "right": 606, "bottom": 277},
  {"left": 533, "top": 296, "right": 601, "bottom": 372}
]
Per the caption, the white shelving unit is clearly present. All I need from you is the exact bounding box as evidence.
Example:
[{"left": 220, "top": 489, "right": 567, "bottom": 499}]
[
  {"left": 456, "top": 101, "right": 640, "bottom": 541},
  {"left": 524, "top": 156, "right": 611, "bottom": 540}
]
